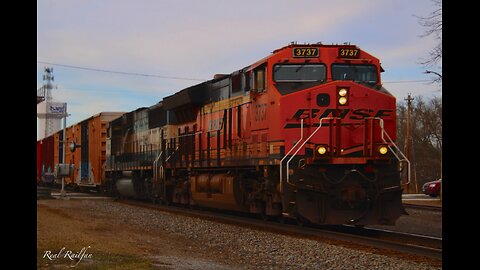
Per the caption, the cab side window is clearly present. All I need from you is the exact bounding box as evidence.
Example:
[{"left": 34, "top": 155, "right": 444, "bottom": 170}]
[
  {"left": 241, "top": 72, "right": 250, "bottom": 92},
  {"left": 231, "top": 73, "right": 241, "bottom": 95},
  {"left": 254, "top": 65, "right": 266, "bottom": 93}
]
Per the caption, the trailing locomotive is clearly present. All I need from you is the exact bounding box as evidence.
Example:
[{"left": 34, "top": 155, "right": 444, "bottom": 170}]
[{"left": 102, "top": 43, "right": 410, "bottom": 225}]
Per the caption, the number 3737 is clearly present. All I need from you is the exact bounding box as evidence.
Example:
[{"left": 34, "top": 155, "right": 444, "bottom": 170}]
[
  {"left": 339, "top": 48, "right": 359, "bottom": 57},
  {"left": 293, "top": 48, "right": 318, "bottom": 58}
]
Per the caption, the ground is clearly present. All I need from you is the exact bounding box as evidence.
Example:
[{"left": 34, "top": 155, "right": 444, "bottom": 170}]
[
  {"left": 37, "top": 197, "right": 441, "bottom": 269},
  {"left": 37, "top": 200, "right": 236, "bottom": 269}
]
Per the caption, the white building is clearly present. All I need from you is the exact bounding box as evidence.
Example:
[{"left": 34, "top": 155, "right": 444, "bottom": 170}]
[{"left": 37, "top": 101, "right": 66, "bottom": 140}]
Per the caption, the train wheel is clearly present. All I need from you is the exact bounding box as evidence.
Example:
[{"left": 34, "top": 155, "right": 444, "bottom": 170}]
[
  {"left": 98, "top": 186, "right": 106, "bottom": 195},
  {"left": 296, "top": 216, "right": 310, "bottom": 227},
  {"left": 259, "top": 211, "right": 268, "bottom": 222}
]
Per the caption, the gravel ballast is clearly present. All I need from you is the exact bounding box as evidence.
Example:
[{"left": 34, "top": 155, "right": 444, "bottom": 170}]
[{"left": 37, "top": 199, "right": 441, "bottom": 269}]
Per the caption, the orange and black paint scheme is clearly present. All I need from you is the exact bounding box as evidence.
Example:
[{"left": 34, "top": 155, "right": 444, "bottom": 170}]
[{"left": 39, "top": 43, "right": 407, "bottom": 225}]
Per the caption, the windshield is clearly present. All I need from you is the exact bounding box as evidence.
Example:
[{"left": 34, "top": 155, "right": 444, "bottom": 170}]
[
  {"left": 331, "top": 64, "right": 378, "bottom": 84},
  {"left": 273, "top": 64, "right": 326, "bottom": 82}
]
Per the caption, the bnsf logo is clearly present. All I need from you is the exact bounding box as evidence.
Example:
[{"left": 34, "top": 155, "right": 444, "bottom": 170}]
[
  {"left": 291, "top": 108, "right": 393, "bottom": 120},
  {"left": 49, "top": 105, "right": 65, "bottom": 114},
  {"left": 285, "top": 108, "right": 393, "bottom": 128},
  {"left": 284, "top": 108, "right": 393, "bottom": 128}
]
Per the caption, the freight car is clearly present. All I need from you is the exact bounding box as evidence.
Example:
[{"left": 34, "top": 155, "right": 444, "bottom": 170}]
[
  {"left": 65, "top": 112, "right": 124, "bottom": 190},
  {"left": 37, "top": 112, "right": 124, "bottom": 190},
  {"left": 104, "top": 43, "right": 410, "bottom": 226},
  {"left": 37, "top": 136, "right": 55, "bottom": 184}
]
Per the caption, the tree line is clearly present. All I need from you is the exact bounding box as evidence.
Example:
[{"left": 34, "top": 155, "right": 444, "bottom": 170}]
[{"left": 396, "top": 95, "right": 442, "bottom": 192}]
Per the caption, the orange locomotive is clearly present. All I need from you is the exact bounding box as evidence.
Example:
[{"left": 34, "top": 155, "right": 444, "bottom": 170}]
[{"left": 105, "top": 43, "right": 410, "bottom": 225}]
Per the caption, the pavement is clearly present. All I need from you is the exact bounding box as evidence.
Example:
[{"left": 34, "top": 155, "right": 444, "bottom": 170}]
[{"left": 402, "top": 193, "right": 442, "bottom": 207}]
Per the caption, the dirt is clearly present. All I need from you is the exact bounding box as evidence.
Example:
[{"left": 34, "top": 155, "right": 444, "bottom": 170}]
[
  {"left": 37, "top": 197, "right": 442, "bottom": 269},
  {"left": 37, "top": 199, "right": 237, "bottom": 269}
]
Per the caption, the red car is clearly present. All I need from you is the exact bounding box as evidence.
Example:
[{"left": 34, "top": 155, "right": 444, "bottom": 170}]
[{"left": 422, "top": 179, "right": 441, "bottom": 197}]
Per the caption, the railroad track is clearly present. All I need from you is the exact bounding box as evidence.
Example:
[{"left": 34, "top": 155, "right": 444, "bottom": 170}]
[
  {"left": 116, "top": 199, "right": 442, "bottom": 260},
  {"left": 46, "top": 188, "right": 441, "bottom": 260}
]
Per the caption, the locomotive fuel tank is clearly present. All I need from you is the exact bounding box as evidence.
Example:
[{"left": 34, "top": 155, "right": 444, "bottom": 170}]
[
  {"left": 190, "top": 174, "right": 246, "bottom": 211},
  {"left": 115, "top": 171, "right": 137, "bottom": 198}
]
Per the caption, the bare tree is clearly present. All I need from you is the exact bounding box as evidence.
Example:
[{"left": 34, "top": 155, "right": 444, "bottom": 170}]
[
  {"left": 396, "top": 96, "right": 442, "bottom": 186},
  {"left": 417, "top": 0, "right": 442, "bottom": 83}
]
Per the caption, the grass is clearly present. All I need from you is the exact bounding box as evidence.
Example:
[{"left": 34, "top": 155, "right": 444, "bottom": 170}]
[{"left": 37, "top": 202, "right": 156, "bottom": 269}]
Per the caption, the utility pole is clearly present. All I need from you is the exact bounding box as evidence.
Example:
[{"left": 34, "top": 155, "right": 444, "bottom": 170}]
[
  {"left": 405, "top": 94, "right": 414, "bottom": 193},
  {"left": 61, "top": 104, "right": 68, "bottom": 197}
]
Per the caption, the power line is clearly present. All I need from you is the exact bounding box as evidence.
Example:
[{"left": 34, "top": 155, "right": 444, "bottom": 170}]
[
  {"left": 37, "top": 61, "right": 207, "bottom": 82},
  {"left": 37, "top": 60, "right": 431, "bottom": 84},
  {"left": 383, "top": 79, "right": 431, "bottom": 83}
]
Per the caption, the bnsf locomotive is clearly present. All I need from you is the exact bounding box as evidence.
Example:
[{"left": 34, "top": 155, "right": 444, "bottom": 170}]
[{"left": 38, "top": 43, "right": 410, "bottom": 225}]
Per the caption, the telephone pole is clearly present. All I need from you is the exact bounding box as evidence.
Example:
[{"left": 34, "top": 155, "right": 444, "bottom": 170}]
[{"left": 405, "top": 94, "right": 414, "bottom": 193}]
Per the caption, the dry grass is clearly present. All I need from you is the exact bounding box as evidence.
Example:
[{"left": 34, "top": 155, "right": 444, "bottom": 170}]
[
  {"left": 37, "top": 201, "right": 163, "bottom": 269},
  {"left": 37, "top": 199, "right": 235, "bottom": 269}
]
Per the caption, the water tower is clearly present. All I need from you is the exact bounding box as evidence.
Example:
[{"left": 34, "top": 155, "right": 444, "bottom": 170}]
[{"left": 37, "top": 67, "right": 66, "bottom": 140}]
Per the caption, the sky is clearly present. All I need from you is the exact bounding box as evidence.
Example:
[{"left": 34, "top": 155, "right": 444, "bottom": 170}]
[{"left": 37, "top": 0, "right": 442, "bottom": 138}]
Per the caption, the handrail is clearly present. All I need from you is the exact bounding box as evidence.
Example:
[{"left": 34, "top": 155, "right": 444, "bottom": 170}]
[
  {"left": 279, "top": 119, "right": 303, "bottom": 193},
  {"left": 161, "top": 146, "right": 179, "bottom": 182},
  {"left": 152, "top": 146, "right": 179, "bottom": 180},
  {"left": 165, "top": 146, "right": 179, "bottom": 162},
  {"left": 152, "top": 146, "right": 179, "bottom": 200},
  {"left": 37, "top": 86, "right": 46, "bottom": 98},
  {"left": 285, "top": 117, "right": 339, "bottom": 187},
  {"left": 152, "top": 150, "right": 163, "bottom": 183},
  {"left": 373, "top": 117, "right": 411, "bottom": 186},
  {"left": 279, "top": 116, "right": 411, "bottom": 193}
]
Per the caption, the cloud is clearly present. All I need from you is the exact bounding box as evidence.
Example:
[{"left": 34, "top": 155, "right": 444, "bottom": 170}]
[
  {"left": 383, "top": 80, "right": 441, "bottom": 101},
  {"left": 38, "top": 0, "right": 385, "bottom": 73},
  {"left": 37, "top": 0, "right": 440, "bottom": 136},
  {"left": 375, "top": 34, "right": 437, "bottom": 70}
]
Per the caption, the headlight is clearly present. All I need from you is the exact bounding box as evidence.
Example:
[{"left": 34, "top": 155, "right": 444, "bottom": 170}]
[
  {"left": 338, "top": 88, "right": 348, "bottom": 96},
  {"left": 378, "top": 146, "right": 388, "bottom": 155},
  {"left": 315, "top": 145, "right": 328, "bottom": 158},
  {"left": 317, "top": 146, "right": 327, "bottom": 155},
  {"left": 337, "top": 88, "right": 348, "bottom": 105}
]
